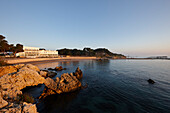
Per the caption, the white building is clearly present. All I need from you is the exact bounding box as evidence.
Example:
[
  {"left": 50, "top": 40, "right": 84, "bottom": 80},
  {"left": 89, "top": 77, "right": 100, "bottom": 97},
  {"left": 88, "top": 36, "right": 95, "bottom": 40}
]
[
  {"left": 38, "top": 50, "right": 58, "bottom": 57},
  {"left": 16, "top": 46, "right": 58, "bottom": 58}
]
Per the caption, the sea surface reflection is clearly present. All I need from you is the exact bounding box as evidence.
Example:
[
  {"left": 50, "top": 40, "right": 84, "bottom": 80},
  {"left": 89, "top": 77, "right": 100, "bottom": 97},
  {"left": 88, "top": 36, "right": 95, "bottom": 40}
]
[{"left": 25, "top": 59, "right": 170, "bottom": 113}]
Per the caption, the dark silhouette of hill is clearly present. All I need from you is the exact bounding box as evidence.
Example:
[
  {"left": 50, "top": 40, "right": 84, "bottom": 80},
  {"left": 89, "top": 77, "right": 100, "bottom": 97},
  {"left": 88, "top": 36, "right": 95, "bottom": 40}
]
[{"left": 57, "top": 47, "right": 126, "bottom": 59}]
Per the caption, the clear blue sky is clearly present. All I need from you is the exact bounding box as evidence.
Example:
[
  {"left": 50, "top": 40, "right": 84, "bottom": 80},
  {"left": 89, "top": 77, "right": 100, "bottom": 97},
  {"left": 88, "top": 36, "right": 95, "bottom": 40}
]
[{"left": 0, "top": 0, "right": 170, "bottom": 57}]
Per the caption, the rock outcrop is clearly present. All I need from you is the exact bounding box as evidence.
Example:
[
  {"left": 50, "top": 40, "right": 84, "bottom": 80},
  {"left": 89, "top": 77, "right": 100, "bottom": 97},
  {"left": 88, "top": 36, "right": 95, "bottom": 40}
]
[
  {"left": 47, "top": 71, "right": 57, "bottom": 78},
  {"left": 0, "top": 103, "right": 22, "bottom": 113},
  {"left": 0, "top": 64, "right": 43, "bottom": 113},
  {"left": 39, "top": 70, "right": 57, "bottom": 78},
  {"left": 24, "top": 64, "right": 40, "bottom": 72},
  {"left": 0, "top": 63, "right": 83, "bottom": 112},
  {"left": 0, "top": 64, "right": 45, "bottom": 99},
  {"left": 73, "top": 67, "right": 83, "bottom": 80},
  {"left": 44, "top": 73, "right": 81, "bottom": 93},
  {"left": 40, "top": 68, "right": 83, "bottom": 99},
  {"left": 0, "top": 95, "right": 8, "bottom": 108},
  {"left": 0, "top": 64, "right": 25, "bottom": 77},
  {"left": 0, "top": 102, "right": 38, "bottom": 113},
  {"left": 39, "top": 71, "right": 48, "bottom": 78},
  {"left": 55, "top": 66, "right": 66, "bottom": 71},
  {"left": 60, "top": 73, "right": 81, "bottom": 93},
  {"left": 22, "top": 102, "right": 38, "bottom": 113},
  {"left": 147, "top": 79, "right": 155, "bottom": 84},
  {"left": 48, "top": 66, "right": 66, "bottom": 71}
]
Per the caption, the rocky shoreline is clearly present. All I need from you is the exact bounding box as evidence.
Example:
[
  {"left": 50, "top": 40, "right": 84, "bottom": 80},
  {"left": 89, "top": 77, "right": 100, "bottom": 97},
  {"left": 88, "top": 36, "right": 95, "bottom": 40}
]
[{"left": 0, "top": 64, "right": 83, "bottom": 113}]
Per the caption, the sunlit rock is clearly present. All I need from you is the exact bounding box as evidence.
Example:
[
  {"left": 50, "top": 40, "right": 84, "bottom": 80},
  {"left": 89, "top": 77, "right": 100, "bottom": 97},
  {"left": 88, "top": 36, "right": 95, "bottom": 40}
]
[
  {"left": 0, "top": 95, "right": 8, "bottom": 108},
  {"left": 55, "top": 66, "right": 66, "bottom": 71},
  {"left": 73, "top": 67, "right": 83, "bottom": 80},
  {"left": 40, "top": 68, "right": 83, "bottom": 99},
  {"left": 39, "top": 71, "right": 48, "bottom": 78},
  {"left": 0, "top": 66, "right": 45, "bottom": 99},
  {"left": 23, "top": 102, "right": 38, "bottom": 113},
  {"left": 0, "top": 102, "right": 38, "bottom": 113},
  {"left": 24, "top": 64, "right": 40, "bottom": 72},
  {"left": 0, "top": 64, "right": 25, "bottom": 77}
]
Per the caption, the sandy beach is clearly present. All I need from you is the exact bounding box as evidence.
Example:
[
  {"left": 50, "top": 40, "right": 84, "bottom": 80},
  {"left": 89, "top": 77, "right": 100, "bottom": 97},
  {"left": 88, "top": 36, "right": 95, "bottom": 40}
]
[{"left": 6, "top": 57, "right": 97, "bottom": 65}]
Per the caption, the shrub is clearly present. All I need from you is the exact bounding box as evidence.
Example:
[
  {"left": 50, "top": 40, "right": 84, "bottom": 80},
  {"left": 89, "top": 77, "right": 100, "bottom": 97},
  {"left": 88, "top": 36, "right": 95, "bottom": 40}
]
[
  {"left": 17, "top": 93, "right": 35, "bottom": 103},
  {"left": 0, "top": 56, "right": 8, "bottom": 66}
]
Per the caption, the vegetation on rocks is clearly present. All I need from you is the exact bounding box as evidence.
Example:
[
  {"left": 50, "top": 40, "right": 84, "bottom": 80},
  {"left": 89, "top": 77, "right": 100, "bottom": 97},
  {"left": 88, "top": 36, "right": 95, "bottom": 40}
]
[
  {"left": 57, "top": 47, "right": 126, "bottom": 58},
  {"left": 17, "top": 93, "right": 35, "bottom": 103}
]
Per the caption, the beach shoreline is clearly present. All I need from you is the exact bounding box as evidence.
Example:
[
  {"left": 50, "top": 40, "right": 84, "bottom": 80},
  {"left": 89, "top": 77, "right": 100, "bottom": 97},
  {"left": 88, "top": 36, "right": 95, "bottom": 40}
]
[{"left": 6, "top": 57, "right": 97, "bottom": 65}]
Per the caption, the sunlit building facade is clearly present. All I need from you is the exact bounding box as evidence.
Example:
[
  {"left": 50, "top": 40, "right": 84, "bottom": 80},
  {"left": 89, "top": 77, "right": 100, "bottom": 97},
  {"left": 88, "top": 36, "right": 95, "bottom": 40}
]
[{"left": 16, "top": 46, "right": 58, "bottom": 58}]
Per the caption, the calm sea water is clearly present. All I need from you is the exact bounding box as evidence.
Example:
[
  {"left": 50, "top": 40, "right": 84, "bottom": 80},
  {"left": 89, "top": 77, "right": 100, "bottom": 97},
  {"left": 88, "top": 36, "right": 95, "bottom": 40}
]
[{"left": 24, "top": 60, "right": 170, "bottom": 113}]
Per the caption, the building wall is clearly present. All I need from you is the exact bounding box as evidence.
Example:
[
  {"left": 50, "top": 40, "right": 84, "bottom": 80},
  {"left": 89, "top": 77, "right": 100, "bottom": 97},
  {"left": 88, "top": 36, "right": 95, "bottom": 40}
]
[
  {"left": 16, "top": 46, "right": 58, "bottom": 58},
  {"left": 23, "top": 46, "right": 39, "bottom": 51}
]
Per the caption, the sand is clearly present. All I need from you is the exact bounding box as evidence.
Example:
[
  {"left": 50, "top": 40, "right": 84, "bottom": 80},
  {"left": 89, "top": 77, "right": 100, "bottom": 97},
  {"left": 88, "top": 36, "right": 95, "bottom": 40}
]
[{"left": 6, "top": 57, "right": 97, "bottom": 65}]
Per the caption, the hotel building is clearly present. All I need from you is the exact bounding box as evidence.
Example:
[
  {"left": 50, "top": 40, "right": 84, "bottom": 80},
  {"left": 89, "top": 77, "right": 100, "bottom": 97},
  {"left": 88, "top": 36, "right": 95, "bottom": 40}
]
[{"left": 16, "top": 46, "right": 58, "bottom": 58}]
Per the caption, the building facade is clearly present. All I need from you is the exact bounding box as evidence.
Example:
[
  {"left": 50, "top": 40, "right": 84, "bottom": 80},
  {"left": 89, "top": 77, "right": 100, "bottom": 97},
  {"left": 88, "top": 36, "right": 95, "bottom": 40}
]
[
  {"left": 16, "top": 46, "right": 58, "bottom": 58},
  {"left": 148, "top": 56, "right": 168, "bottom": 59}
]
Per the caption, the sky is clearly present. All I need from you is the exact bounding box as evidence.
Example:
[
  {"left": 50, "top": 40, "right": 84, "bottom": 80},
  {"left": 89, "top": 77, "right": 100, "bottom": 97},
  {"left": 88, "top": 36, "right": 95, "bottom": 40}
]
[{"left": 0, "top": 0, "right": 170, "bottom": 57}]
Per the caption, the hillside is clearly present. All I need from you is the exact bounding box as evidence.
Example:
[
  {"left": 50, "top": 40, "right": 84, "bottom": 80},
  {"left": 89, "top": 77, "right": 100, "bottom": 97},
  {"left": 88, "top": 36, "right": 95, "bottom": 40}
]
[{"left": 57, "top": 48, "right": 126, "bottom": 59}]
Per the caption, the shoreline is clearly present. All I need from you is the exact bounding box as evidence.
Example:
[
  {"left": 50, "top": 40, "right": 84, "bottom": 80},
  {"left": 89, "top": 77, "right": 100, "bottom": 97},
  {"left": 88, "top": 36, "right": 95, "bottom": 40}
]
[
  {"left": 5, "top": 57, "right": 169, "bottom": 65},
  {"left": 6, "top": 57, "right": 97, "bottom": 65}
]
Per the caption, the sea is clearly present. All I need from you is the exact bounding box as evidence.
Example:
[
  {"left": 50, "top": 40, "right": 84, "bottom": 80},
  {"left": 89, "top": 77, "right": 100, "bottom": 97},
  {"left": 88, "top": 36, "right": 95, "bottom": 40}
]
[{"left": 23, "top": 59, "right": 170, "bottom": 113}]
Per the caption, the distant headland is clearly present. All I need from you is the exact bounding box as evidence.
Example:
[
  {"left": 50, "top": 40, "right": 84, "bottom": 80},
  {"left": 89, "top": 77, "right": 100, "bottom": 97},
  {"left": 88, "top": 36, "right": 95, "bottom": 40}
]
[{"left": 57, "top": 48, "right": 126, "bottom": 59}]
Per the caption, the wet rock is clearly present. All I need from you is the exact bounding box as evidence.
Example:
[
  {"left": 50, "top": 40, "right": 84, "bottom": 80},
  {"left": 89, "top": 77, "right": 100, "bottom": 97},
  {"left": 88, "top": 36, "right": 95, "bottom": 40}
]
[
  {"left": 73, "top": 67, "right": 83, "bottom": 80},
  {"left": 147, "top": 79, "right": 155, "bottom": 84},
  {"left": 81, "top": 83, "right": 88, "bottom": 89},
  {"left": 47, "top": 68, "right": 55, "bottom": 71}
]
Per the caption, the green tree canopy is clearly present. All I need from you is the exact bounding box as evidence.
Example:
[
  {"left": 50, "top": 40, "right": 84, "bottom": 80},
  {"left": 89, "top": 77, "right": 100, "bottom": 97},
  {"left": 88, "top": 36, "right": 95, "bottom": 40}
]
[
  {"left": 0, "top": 35, "right": 23, "bottom": 57},
  {"left": 58, "top": 47, "right": 125, "bottom": 58}
]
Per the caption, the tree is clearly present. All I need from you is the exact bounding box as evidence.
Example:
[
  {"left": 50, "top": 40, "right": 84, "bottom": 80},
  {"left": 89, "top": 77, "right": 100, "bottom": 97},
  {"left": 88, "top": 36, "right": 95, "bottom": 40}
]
[
  {"left": 57, "top": 47, "right": 126, "bottom": 58},
  {"left": 0, "top": 35, "right": 9, "bottom": 52},
  {"left": 12, "top": 44, "right": 23, "bottom": 57},
  {"left": 0, "top": 35, "right": 24, "bottom": 57},
  {"left": 0, "top": 40, "right": 9, "bottom": 52},
  {"left": 0, "top": 35, "right": 5, "bottom": 41},
  {"left": 83, "top": 47, "right": 95, "bottom": 56}
]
